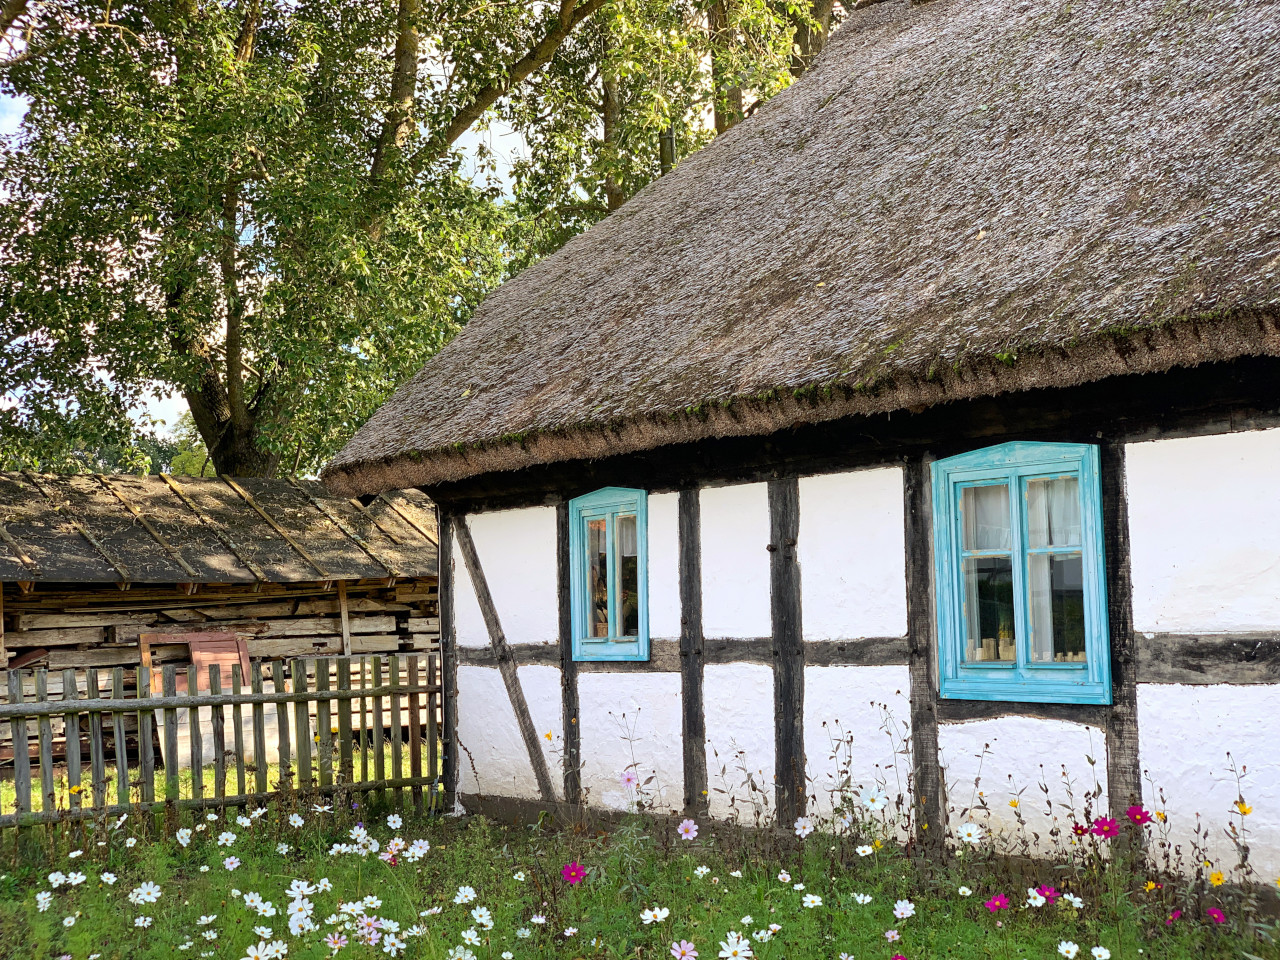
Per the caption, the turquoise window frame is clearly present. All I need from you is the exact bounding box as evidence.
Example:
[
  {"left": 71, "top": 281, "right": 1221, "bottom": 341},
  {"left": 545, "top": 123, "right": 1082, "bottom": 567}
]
[
  {"left": 931, "top": 442, "right": 1112, "bottom": 705},
  {"left": 568, "top": 487, "right": 650, "bottom": 662}
]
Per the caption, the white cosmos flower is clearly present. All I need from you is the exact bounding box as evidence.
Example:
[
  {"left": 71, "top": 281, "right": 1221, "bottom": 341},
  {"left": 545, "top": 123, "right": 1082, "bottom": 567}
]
[
  {"left": 461, "top": 928, "right": 481, "bottom": 946},
  {"left": 36, "top": 891, "right": 53, "bottom": 911},
  {"left": 202, "top": 931, "right": 219, "bottom": 941},
  {"left": 237, "top": 815, "right": 252, "bottom": 828},
  {"left": 1026, "top": 888, "right": 1047, "bottom": 908},
  {"left": 101, "top": 872, "right": 117, "bottom": 885},
  {"left": 894, "top": 899, "right": 915, "bottom": 919},
  {"left": 63, "top": 916, "right": 76, "bottom": 927},
  {"left": 512, "top": 870, "right": 525, "bottom": 881},
  {"left": 863, "top": 789, "right": 888, "bottom": 811},
  {"left": 516, "top": 928, "right": 531, "bottom": 938},
  {"left": 133, "top": 881, "right": 162, "bottom": 903},
  {"left": 958, "top": 886, "right": 973, "bottom": 896},
  {"left": 1058, "top": 942, "right": 1080, "bottom": 959},
  {"left": 217, "top": 832, "right": 236, "bottom": 846},
  {"left": 802, "top": 894, "right": 822, "bottom": 908},
  {"left": 957, "top": 822, "right": 984, "bottom": 844},
  {"left": 134, "top": 916, "right": 153, "bottom": 928},
  {"left": 453, "top": 886, "right": 476, "bottom": 905},
  {"left": 177, "top": 828, "right": 193, "bottom": 847},
  {"left": 856, "top": 845, "right": 874, "bottom": 857},
  {"left": 852, "top": 893, "right": 872, "bottom": 905},
  {"left": 563, "top": 928, "right": 577, "bottom": 937},
  {"left": 1091, "top": 949, "right": 1111, "bottom": 960},
  {"left": 124, "top": 837, "right": 138, "bottom": 848},
  {"left": 68, "top": 849, "right": 82, "bottom": 859},
  {"left": 67, "top": 872, "right": 86, "bottom": 886},
  {"left": 362, "top": 895, "right": 382, "bottom": 910},
  {"left": 794, "top": 817, "right": 814, "bottom": 838},
  {"left": 49, "top": 872, "right": 67, "bottom": 888},
  {"left": 317, "top": 877, "right": 333, "bottom": 892},
  {"left": 288, "top": 814, "right": 304, "bottom": 828},
  {"left": 286, "top": 880, "right": 316, "bottom": 899},
  {"left": 730, "top": 870, "right": 743, "bottom": 878},
  {"left": 753, "top": 930, "right": 773, "bottom": 942},
  {"left": 777, "top": 870, "right": 790, "bottom": 883},
  {"left": 718, "top": 932, "right": 753, "bottom": 958},
  {"left": 446, "top": 949, "right": 476, "bottom": 960},
  {"left": 197, "top": 915, "right": 217, "bottom": 925},
  {"left": 276, "top": 843, "right": 290, "bottom": 855},
  {"left": 471, "top": 906, "right": 494, "bottom": 929},
  {"left": 1064, "top": 893, "right": 1084, "bottom": 909},
  {"left": 530, "top": 914, "right": 546, "bottom": 925},
  {"left": 640, "top": 906, "right": 670, "bottom": 924},
  {"left": 386, "top": 814, "right": 403, "bottom": 829},
  {"left": 382, "top": 934, "right": 406, "bottom": 956},
  {"left": 224, "top": 856, "right": 241, "bottom": 871},
  {"left": 240, "top": 942, "right": 271, "bottom": 960},
  {"left": 793, "top": 883, "right": 805, "bottom": 891},
  {"left": 694, "top": 865, "right": 710, "bottom": 878},
  {"left": 254, "top": 926, "right": 273, "bottom": 938}
]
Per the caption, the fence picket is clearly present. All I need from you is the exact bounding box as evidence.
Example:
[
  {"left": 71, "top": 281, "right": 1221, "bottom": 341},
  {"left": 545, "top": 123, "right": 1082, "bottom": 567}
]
[
  {"left": 35, "top": 670, "right": 55, "bottom": 816},
  {"left": 371, "top": 656, "right": 385, "bottom": 807},
  {"left": 250, "top": 665, "right": 267, "bottom": 795},
  {"left": 272, "top": 660, "right": 291, "bottom": 793},
  {"left": 63, "top": 669, "right": 82, "bottom": 812},
  {"left": 8, "top": 670, "right": 31, "bottom": 819},
  {"left": 358, "top": 657, "right": 369, "bottom": 784},
  {"left": 210, "top": 664, "right": 226, "bottom": 802},
  {"left": 316, "top": 659, "right": 333, "bottom": 789},
  {"left": 336, "top": 658, "right": 353, "bottom": 786},
  {"left": 87, "top": 669, "right": 106, "bottom": 811},
  {"left": 292, "top": 659, "right": 312, "bottom": 792},
  {"left": 389, "top": 654, "right": 403, "bottom": 811},
  {"left": 231, "top": 663, "right": 247, "bottom": 798},
  {"left": 137, "top": 667, "right": 155, "bottom": 805},
  {"left": 428, "top": 650, "right": 440, "bottom": 812},
  {"left": 187, "top": 665, "right": 203, "bottom": 803},
  {"left": 162, "top": 666, "right": 179, "bottom": 805},
  {"left": 407, "top": 655, "right": 423, "bottom": 815},
  {"left": 111, "top": 668, "right": 129, "bottom": 808}
]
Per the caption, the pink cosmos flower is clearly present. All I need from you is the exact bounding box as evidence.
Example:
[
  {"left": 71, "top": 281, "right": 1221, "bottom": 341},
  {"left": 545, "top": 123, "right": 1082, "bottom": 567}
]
[
  {"left": 1071, "top": 823, "right": 1089, "bottom": 837},
  {"left": 677, "top": 819, "right": 699, "bottom": 841},
  {"left": 1126, "top": 805, "right": 1153, "bottom": 826},
  {"left": 985, "top": 894, "right": 1009, "bottom": 912},
  {"left": 885, "top": 930, "right": 900, "bottom": 942},
  {"left": 620, "top": 769, "right": 639, "bottom": 789},
  {"left": 671, "top": 940, "right": 698, "bottom": 959},
  {"left": 1091, "top": 817, "right": 1119, "bottom": 839},
  {"left": 324, "top": 932, "right": 348, "bottom": 951},
  {"left": 892, "top": 955, "right": 907, "bottom": 960},
  {"left": 1166, "top": 909, "right": 1182, "bottom": 926},
  {"left": 1206, "top": 908, "right": 1225, "bottom": 924},
  {"left": 1036, "top": 884, "right": 1060, "bottom": 904},
  {"left": 562, "top": 861, "right": 585, "bottom": 885}
]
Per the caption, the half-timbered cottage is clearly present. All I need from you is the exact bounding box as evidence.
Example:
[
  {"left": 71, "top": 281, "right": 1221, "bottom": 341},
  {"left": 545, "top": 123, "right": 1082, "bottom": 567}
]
[{"left": 323, "top": 0, "right": 1280, "bottom": 874}]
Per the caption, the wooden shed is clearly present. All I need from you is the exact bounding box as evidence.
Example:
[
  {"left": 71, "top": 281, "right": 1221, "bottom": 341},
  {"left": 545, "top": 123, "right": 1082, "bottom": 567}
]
[{"left": 0, "top": 472, "right": 438, "bottom": 765}]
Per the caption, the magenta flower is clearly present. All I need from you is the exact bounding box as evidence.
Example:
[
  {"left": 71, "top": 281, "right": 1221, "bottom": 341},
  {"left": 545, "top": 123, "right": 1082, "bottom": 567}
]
[
  {"left": 892, "top": 955, "right": 907, "bottom": 960},
  {"left": 1126, "top": 805, "right": 1153, "bottom": 825},
  {"left": 985, "top": 894, "right": 1009, "bottom": 912},
  {"left": 1166, "top": 909, "right": 1182, "bottom": 926},
  {"left": 562, "top": 861, "right": 585, "bottom": 885},
  {"left": 1071, "top": 823, "right": 1089, "bottom": 837},
  {"left": 1036, "top": 884, "right": 1060, "bottom": 904},
  {"left": 1091, "top": 817, "right": 1119, "bottom": 839},
  {"left": 1206, "top": 907, "right": 1225, "bottom": 924},
  {"left": 671, "top": 941, "right": 698, "bottom": 959},
  {"left": 677, "top": 818, "right": 699, "bottom": 841}
]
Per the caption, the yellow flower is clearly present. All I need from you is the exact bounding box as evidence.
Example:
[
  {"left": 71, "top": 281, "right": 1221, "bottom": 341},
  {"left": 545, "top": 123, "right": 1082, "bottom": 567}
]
[
  {"left": 1144, "top": 881, "right": 1157, "bottom": 892},
  {"left": 1209, "top": 871, "right": 1225, "bottom": 887},
  {"left": 1235, "top": 801, "right": 1252, "bottom": 816},
  {"left": 873, "top": 839, "right": 883, "bottom": 849},
  {"left": 1155, "top": 811, "right": 1166, "bottom": 822},
  {"left": 544, "top": 731, "right": 553, "bottom": 742},
  {"left": 68, "top": 785, "right": 82, "bottom": 795},
  {"left": 1009, "top": 799, "right": 1019, "bottom": 809}
]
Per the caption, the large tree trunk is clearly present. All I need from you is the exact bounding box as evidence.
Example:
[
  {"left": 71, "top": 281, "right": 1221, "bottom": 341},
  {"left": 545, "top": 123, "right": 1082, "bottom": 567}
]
[
  {"left": 790, "top": 0, "right": 835, "bottom": 77},
  {"left": 707, "top": 1, "right": 743, "bottom": 135},
  {"left": 600, "top": 30, "right": 624, "bottom": 212}
]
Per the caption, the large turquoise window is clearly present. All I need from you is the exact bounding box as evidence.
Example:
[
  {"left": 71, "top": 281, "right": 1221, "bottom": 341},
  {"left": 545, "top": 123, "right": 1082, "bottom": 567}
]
[
  {"left": 932, "top": 443, "right": 1111, "bottom": 704},
  {"left": 569, "top": 487, "right": 649, "bottom": 661}
]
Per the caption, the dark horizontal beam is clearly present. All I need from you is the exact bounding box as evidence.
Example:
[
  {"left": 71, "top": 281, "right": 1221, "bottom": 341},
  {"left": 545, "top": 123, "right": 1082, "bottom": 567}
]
[
  {"left": 936, "top": 699, "right": 1110, "bottom": 726},
  {"left": 1137, "top": 632, "right": 1280, "bottom": 684}
]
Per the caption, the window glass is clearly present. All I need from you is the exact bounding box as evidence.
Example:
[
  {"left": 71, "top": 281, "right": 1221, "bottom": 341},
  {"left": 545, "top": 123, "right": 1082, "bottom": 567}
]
[
  {"left": 616, "top": 514, "right": 639, "bottom": 637},
  {"left": 962, "top": 484, "right": 1011, "bottom": 550},
  {"left": 587, "top": 518, "right": 609, "bottom": 638},
  {"left": 569, "top": 488, "right": 649, "bottom": 662}
]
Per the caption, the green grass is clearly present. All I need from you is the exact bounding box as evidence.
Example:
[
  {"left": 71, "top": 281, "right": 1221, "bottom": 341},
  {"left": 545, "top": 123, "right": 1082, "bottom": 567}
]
[{"left": 0, "top": 803, "right": 1275, "bottom": 960}]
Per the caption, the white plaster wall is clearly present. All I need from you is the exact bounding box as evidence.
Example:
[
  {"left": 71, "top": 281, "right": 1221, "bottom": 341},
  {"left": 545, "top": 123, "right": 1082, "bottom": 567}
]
[
  {"left": 1128, "top": 429, "right": 1280, "bottom": 633},
  {"left": 1138, "top": 683, "right": 1280, "bottom": 878},
  {"left": 647, "top": 492, "right": 682, "bottom": 639},
  {"left": 454, "top": 507, "right": 559, "bottom": 647},
  {"left": 701, "top": 483, "right": 772, "bottom": 638},
  {"left": 577, "top": 672, "right": 684, "bottom": 814},
  {"left": 798, "top": 468, "right": 908, "bottom": 640},
  {"left": 938, "top": 717, "right": 1108, "bottom": 848},
  {"left": 803, "top": 666, "right": 912, "bottom": 816},
  {"left": 455, "top": 665, "right": 563, "bottom": 800},
  {"left": 704, "top": 663, "right": 775, "bottom": 820}
]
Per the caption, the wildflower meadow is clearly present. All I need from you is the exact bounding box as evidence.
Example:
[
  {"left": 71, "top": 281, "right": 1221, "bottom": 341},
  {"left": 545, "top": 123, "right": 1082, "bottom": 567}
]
[{"left": 1, "top": 777, "right": 1278, "bottom": 960}]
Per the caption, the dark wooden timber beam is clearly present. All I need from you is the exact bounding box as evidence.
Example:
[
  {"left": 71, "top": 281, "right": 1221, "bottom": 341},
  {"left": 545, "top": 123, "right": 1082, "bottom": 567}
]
[
  {"left": 769, "top": 477, "right": 805, "bottom": 823},
  {"left": 438, "top": 513, "right": 460, "bottom": 810},
  {"left": 557, "top": 502, "right": 581, "bottom": 804},
  {"left": 678, "top": 488, "right": 708, "bottom": 817},
  {"left": 453, "top": 518, "right": 557, "bottom": 803}
]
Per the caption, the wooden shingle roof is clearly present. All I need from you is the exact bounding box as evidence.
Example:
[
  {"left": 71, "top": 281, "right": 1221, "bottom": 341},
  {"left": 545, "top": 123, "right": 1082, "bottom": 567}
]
[{"left": 0, "top": 473, "right": 437, "bottom": 584}]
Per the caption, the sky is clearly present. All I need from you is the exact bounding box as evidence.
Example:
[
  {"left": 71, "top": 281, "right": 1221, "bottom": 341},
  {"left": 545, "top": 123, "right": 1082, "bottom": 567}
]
[{"left": 1, "top": 92, "right": 527, "bottom": 438}]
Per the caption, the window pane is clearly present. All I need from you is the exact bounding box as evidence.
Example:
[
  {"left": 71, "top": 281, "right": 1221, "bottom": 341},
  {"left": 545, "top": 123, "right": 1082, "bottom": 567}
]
[
  {"left": 961, "top": 484, "right": 1011, "bottom": 551},
  {"left": 1029, "top": 552, "right": 1086, "bottom": 662},
  {"left": 616, "top": 514, "right": 639, "bottom": 637},
  {"left": 587, "top": 518, "right": 609, "bottom": 638},
  {"left": 1026, "top": 477, "right": 1081, "bottom": 548},
  {"left": 962, "top": 556, "right": 1016, "bottom": 662}
]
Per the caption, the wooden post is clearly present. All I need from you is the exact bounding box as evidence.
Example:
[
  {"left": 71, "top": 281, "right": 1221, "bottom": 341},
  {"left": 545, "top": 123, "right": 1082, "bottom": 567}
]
[
  {"left": 407, "top": 654, "right": 423, "bottom": 814},
  {"left": 251, "top": 664, "right": 269, "bottom": 795},
  {"left": 336, "top": 658, "right": 353, "bottom": 787},
  {"left": 209, "top": 664, "right": 226, "bottom": 802},
  {"left": 87, "top": 668, "right": 106, "bottom": 811},
  {"left": 427, "top": 649, "right": 440, "bottom": 812},
  {"left": 678, "top": 488, "right": 708, "bottom": 818},
  {"left": 136, "top": 666, "right": 155, "bottom": 805},
  {"left": 272, "top": 660, "right": 291, "bottom": 793},
  {"left": 358, "top": 657, "right": 370, "bottom": 785},
  {"left": 187, "top": 665, "right": 203, "bottom": 803},
  {"left": 438, "top": 514, "right": 459, "bottom": 812},
  {"left": 162, "top": 666, "right": 180, "bottom": 811},
  {"left": 7, "top": 670, "right": 30, "bottom": 821},
  {"left": 63, "top": 670, "right": 82, "bottom": 813},
  {"left": 371, "top": 655, "right": 386, "bottom": 806},
  {"left": 111, "top": 668, "right": 128, "bottom": 807},
  {"left": 291, "top": 659, "right": 312, "bottom": 793},
  {"left": 557, "top": 502, "right": 581, "bottom": 806},
  {"left": 35, "top": 670, "right": 54, "bottom": 817},
  {"left": 316, "top": 659, "right": 333, "bottom": 789},
  {"left": 337, "top": 581, "right": 353, "bottom": 656},
  {"left": 768, "top": 478, "right": 805, "bottom": 824},
  {"left": 0, "top": 583, "right": 7, "bottom": 668},
  {"left": 388, "top": 654, "right": 404, "bottom": 810},
  {"left": 230, "top": 663, "right": 247, "bottom": 799}
]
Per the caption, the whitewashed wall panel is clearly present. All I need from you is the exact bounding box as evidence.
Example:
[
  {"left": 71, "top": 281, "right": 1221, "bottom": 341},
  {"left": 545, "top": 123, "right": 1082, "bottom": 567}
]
[
  {"left": 456, "top": 665, "right": 563, "bottom": 800},
  {"left": 1128, "top": 428, "right": 1280, "bottom": 634},
  {"left": 704, "top": 663, "right": 775, "bottom": 819},
  {"left": 455, "top": 507, "right": 559, "bottom": 647},
  {"left": 647, "top": 492, "right": 682, "bottom": 639},
  {"left": 1138, "top": 683, "right": 1280, "bottom": 878},
  {"left": 577, "top": 672, "right": 684, "bottom": 814},
  {"left": 701, "top": 483, "right": 772, "bottom": 638},
  {"left": 798, "top": 468, "right": 908, "bottom": 641},
  {"left": 938, "top": 717, "right": 1107, "bottom": 844},
  {"left": 803, "top": 665, "right": 912, "bottom": 816}
]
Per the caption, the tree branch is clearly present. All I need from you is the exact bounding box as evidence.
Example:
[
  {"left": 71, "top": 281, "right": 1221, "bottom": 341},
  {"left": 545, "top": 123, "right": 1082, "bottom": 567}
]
[
  {"left": 0, "top": 0, "right": 29, "bottom": 37},
  {"left": 368, "top": 0, "right": 419, "bottom": 189}
]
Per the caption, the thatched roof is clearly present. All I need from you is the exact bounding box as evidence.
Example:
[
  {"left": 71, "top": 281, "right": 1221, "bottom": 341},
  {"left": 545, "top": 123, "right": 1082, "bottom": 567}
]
[
  {"left": 0, "top": 473, "right": 437, "bottom": 583},
  {"left": 324, "top": 0, "right": 1280, "bottom": 496}
]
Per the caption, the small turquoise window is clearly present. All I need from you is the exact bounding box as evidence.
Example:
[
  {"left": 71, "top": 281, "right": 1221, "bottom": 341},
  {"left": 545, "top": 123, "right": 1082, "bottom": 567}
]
[
  {"left": 931, "top": 442, "right": 1111, "bottom": 705},
  {"left": 569, "top": 487, "right": 649, "bottom": 662}
]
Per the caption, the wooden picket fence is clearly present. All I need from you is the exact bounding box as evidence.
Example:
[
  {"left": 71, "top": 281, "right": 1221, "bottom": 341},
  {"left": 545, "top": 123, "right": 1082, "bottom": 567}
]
[{"left": 0, "top": 654, "right": 443, "bottom": 828}]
